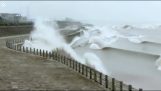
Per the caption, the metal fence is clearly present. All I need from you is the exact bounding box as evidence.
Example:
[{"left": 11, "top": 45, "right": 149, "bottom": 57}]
[{"left": 6, "top": 39, "right": 143, "bottom": 91}]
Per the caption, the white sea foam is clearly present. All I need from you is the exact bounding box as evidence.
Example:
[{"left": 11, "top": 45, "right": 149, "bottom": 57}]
[{"left": 23, "top": 18, "right": 110, "bottom": 75}]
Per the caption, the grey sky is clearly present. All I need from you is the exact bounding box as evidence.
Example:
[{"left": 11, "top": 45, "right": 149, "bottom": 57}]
[{"left": 1, "top": 1, "right": 161, "bottom": 25}]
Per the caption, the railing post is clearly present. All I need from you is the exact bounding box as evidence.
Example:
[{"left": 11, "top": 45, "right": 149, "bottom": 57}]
[
  {"left": 78, "top": 63, "right": 81, "bottom": 73},
  {"left": 46, "top": 51, "right": 48, "bottom": 58},
  {"left": 63, "top": 56, "right": 66, "bottom": 64},
  {"left": 66, "top": 57, "right": 69, "bottom": 65},
  {"left": 36, "top": 49, "right": 38, "bottom": 55},
  {"left": 120, "top": 81, "right": 123, "bottom": 91},
  {"left": 14, "top": 44, "right": 16, "bottom": 50},
  {"left": 56, "top": 53, "right": 58, "bottom": 61},
  {"left": 82, "top": 64, "right": 84, "bottom": 75},
  {"left": 23, "top": 46, "right": 25, "bottom": 52},
  {"left": 6, "top": 40, "right": 7, "bottom": 47},
  {"left": 69, "top": 59, "right": 72, "bottom": 68},
  {"left": 40, "top": 49, "right": 42, "bottom": 56},
  {"left": 10, "top": 43, "right": 12, "bottom": 49},
  {"left": 105, "top": 75, "right": 108, "bottom": 88},
  {"left": 20, "top": 45, "right": 22, "bottom": 51},
  {"left": 55, "top": 53, "right": 57, "bottom": 61},
  {"left": 49, "top": 52, "right": 51, "bottom": 59},
  {"left": 75, "top": 61, "right": 77, "bottom": 71},
  {"left": 26, "top": 47, "right": 28, "bottom": 53},
  {"left": 16, "top": 45, "right": 19, "bottom": 51},
  {"left": 30, "top": 47, "right": 32, "bottom": 53},
  {"left": 139, "top": 88, "right": 143, "bottom": 91},
  {"left": 43, "top": 50, "right": 45, "bottom": 57},
  {"left": 72, "top": 59, "right": 75, "bottom": 69},
  {"left": 99, "top": 72, "right": 102, "bottom": 85},
  {"left": 60, "top": 55, "right": 62, "bottom": 63},
  {"left": 33, "top": 48, "right": 35, "bottom": 54},
  {"left": 112, "top": 78, "right": 115, "bottom": 91},
  {"left": 86, "top": 66, "right": 88, "bottom": 77},
  {"left": 54, "top": 52, "right": 56, "bottom": 60},
  {"left": 18, "top": 45, "right": 20, "bottom": 51},
  {"left": 52, "top": 51, "right": 54, "bottom": 60},
  {"left": 128, "top": 85, "right": 132, "bottom": 91},
  {"left": 94, "top": 70, "right": 97, "bottom": 82},
  {"left": 90, "top": 68, "right": 92, "bottom": 79}
]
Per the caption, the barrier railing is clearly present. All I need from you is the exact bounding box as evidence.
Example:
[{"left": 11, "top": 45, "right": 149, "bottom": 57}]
[{"left": 6, "top": 39, "right": 143, "bottom": 91}]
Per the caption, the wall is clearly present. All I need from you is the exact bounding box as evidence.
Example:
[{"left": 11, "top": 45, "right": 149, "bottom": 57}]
[{"left": 0, "top": 25, "right": 33, "bottom": 37}]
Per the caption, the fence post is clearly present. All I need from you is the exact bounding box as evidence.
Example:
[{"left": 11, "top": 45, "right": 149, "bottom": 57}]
[
  {"left": 26, "top": 47, "right": 28, "bottom": 53},
  {"left": 69, "top": 59, "right": 71, "bottom": 68},
  {"left": 112, "top": 78, "right": 115, "bottom": 91},
  {"left": 40, "top": 49, "right": 42, "bottom": 56},
  {"left": 23, "top": 46, "right": 25, "bottom": 52},
  {"left": 20, "top": 45, "right": 22, "bottom": 51},
  {"left": 63, "top": 56, "right": 66, "bottom": 64},
  {"left": 67, "top": 58, "right": 69, "bottom": 66},
  {"left": 86, "top": 66, "right": 88, "bottom": 77},
  {"left": 120, "top": 81, "right": 123, "bottom": 91},
  {"left": 82, "top": 64, "right": 84, "bottom": 75},
  {"left": 57, "top": 53, "right": 59, "bottom": 61},
  {"left": 36, "top": 49, "right": 38, "bottom": 55},
  {"left": 42, "top": 50, "right": 45, "bottom": 57},
  {"left": 55, "top": 53, "right": 57, "bottom": 61},
  {"left": 52, "top": 51, "right": 54, "bottom": 60},
  {"left": 45, "top": 50, "right": 47, "bottom": 58},
  {"left": 18, "top": 45, "right": 20, "bottom": 51},
  {"left": 99, "top": 72, "right": 102, "bottom": 85},
  {"left": 33, "top": 48, "right": 35, "bottom": 54},
  {"left": 54, "top": 52, "right": 56, "bottom": 60},
  {"left": 139, "top": 88, "right": 143, "bottom": 91},
  {"left": 78, "top": 63, "right": 81, "bottom": 73},
  {"left": 128, "top": 85, "right": 132, "bottom": 91},
  {"left": 72, "top": 59, "right": 75, "bottom": 69},
  {"left": 10, "top": 41, "right": 13, "bottom": 49},
  {"left": 16, "top": 44, "right": 18, "bottom": 50},
  {"left": 6, "top": 41, "right": 8, "bottom": 48},
  {"left": 14, "top": 44, "right": 16, "bottom": 50},
  {"left": 16, "top": 45, "right": 19, "bottom": 51},
  {"left": 90, "top": 68, "right": 92, "bottom": 79},
  {"left": 30, "top": 47, "right": 32, "bottom": 54},
  {"left": 105, "top": 75, "right": 108, "bottom": 88},
  {"left": 6, "top": 40, "right": 7, "bottom": 47},
  {"left": 61, "top": 55, "right": 63, "bottom": 64},
  {"left": 49, "top": 52, "right": 51, "bottom": 59},
  {"left": 94, "top": 70, "right": 97, "bottom": 82},
  {"left": 75, "top": 61, "right": 77, "bottom": 71}
]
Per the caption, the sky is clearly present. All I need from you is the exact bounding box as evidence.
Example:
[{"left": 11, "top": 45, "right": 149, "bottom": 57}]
[{"left": 1, "top": 1, "right": 161, "bottom": 25}]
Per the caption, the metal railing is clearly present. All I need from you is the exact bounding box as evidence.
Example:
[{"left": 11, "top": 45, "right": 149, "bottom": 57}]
[{"left": 6, "top": 39, "right": 143, "bottom": 91}]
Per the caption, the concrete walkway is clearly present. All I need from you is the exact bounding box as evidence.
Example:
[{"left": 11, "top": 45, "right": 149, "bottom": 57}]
[{"left": 0, "top": 35, "right": 106, "bottom": 90}]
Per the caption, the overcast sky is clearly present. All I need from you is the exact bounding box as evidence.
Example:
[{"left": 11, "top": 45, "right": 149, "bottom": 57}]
[{"left": 1, "top": 1, "right": 161, "bottom": 25}]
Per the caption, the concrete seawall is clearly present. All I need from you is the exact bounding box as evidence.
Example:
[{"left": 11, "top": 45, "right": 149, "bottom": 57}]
[{"left": 0, "top": 25, "right": 33, "bottom": 37}]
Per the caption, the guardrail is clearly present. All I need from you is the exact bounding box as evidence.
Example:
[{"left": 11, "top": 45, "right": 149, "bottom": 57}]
[{"left": 6, "top": 38, "right": 143, "bottom": 91}]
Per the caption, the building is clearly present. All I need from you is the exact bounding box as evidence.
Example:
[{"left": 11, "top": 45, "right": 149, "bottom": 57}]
[{"left": 0, "top": 13, "right": 29, "bottom": 23}]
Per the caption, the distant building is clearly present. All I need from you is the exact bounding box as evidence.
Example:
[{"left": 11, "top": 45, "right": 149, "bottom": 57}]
[{"left": 0, "top": 13, "right": 29, "bottom": 23}]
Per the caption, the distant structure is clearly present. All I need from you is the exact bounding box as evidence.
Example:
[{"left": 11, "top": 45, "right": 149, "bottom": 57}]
[
  {"left": 0, "top": 13, "right": 31, "bottom": 24},
  {"left": 55, "top": 18, "right": 93, "bottom": 42}
]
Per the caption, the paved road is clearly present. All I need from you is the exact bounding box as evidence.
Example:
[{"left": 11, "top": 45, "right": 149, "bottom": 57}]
[{"left": 0, "top": 35, "right": 106, "bottom": 90}]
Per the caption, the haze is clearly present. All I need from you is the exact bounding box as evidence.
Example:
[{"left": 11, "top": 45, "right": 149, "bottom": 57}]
[{"left": 1, "top": 1, "right": 161, "bottom": 25}]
